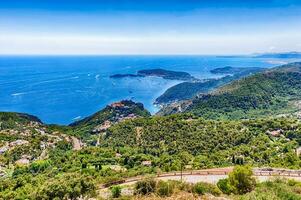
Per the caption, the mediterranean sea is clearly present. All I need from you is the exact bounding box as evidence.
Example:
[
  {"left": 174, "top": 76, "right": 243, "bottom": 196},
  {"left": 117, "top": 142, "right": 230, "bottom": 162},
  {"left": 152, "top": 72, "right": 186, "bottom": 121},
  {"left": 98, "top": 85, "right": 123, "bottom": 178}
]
[{"left": 0, "top": 55, "right": 294, "bottom": 124}]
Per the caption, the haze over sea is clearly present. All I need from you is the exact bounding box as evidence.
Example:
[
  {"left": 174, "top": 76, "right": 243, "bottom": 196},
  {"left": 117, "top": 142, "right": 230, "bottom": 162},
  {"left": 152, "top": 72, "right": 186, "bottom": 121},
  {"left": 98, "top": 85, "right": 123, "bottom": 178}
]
[{"left": 0, "top": 55, "right": 294, "bottom": 125}]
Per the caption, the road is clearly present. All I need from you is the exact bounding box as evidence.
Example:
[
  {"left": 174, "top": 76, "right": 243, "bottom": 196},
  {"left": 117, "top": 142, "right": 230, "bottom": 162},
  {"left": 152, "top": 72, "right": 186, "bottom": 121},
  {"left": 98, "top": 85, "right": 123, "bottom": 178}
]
[
  {"left": 98, "top": 167, "right": 301, "bottom": 199},
  {"left": 101, "top": 167, "right": 301, "bottom": 188}
]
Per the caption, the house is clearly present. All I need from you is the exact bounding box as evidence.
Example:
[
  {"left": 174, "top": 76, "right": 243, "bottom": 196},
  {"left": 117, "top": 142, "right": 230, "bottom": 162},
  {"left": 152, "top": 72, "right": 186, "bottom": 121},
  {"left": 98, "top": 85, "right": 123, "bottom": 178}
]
[
  {"left": 110, "top": 102, "right": 125, "bottom": 108},
  {"left": 10, "top": 139, "right": 29, "bottom": 147},
  {"left": 267, "top": 129, "right": 283, "bottom": 137},
  {"left": 15, "top": 158, "right": 30, "bottom": 165},
  {"left": 141, "top": 161, "right": 152, "bottom": 166},
  {"left": 115, "top": 153, "right": 122, "bottom": 158},
  {"left": 185, "top": 165, "right": 192, "bottom": 169},
  {"left": 98, "top": 120, "right": 112, "bottom": 131},
  {"left": 0, "top": 146, "right": 8, "bottom": 154},
  {"left": 92, "top": 120, "right": 113, "bottom": 133}
]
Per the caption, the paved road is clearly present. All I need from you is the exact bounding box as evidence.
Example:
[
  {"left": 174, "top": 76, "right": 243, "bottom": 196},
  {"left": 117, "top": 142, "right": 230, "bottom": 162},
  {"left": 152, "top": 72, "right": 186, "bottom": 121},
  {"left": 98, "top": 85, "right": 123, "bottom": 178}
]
[
  {"left": 98, "top": 167, "right": 301, "bottom": 198},
  {"left": 101, "top": 167, "right": 301, "bottom": 188}
]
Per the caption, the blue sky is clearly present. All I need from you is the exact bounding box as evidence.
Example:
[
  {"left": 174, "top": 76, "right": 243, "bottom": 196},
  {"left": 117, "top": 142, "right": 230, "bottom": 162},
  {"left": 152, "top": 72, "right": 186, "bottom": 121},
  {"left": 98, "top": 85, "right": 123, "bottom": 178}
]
[{"left": 1, "top": 0, "right": 301, "bottom": 55}]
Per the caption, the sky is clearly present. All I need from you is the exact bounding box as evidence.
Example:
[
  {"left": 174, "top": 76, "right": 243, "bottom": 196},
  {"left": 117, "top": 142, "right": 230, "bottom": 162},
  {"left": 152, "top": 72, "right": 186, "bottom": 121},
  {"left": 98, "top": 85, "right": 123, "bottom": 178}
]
[{"left": 0, "top": 0, "right": 301, "bottom": 55}]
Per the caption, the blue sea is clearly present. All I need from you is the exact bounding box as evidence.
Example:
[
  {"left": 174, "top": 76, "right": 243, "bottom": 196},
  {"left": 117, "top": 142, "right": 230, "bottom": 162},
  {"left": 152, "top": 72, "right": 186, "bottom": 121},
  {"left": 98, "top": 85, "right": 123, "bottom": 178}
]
[{"left": 0, "top": 55, "right": 295, "bottom": 125}]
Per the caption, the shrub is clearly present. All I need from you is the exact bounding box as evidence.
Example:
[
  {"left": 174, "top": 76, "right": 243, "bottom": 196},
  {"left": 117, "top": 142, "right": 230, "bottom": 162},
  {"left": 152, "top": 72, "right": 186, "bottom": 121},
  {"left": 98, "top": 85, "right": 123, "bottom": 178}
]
[
  {"left": 35, "top": 173, "right": 96, "bottom": 200},
  {"left": 178, "top": 181, "right": 193, "bottom": 193},
  {"left": 229, "top": 165, "right": 256, "bottom": 194},
  {"left": 217, "top": 178, "right": 232, "bottom": 195},
  {"left": 288, "top": 179, "right": 299, "bottom": 186},
  {"left": 156, "top": 181, "right": 175, "bottom": 197},
  {"left": 192, "top": 182, "right": 221, "bottom": 196},
  {"left": 135, "top": 178, "right": 156, "bottom": 195},
  {"left": 111, "top": 186, "right": 122, "bottom": 198},
  {"left": 29, "top": 160, "right": 51, "bottom": 174}
]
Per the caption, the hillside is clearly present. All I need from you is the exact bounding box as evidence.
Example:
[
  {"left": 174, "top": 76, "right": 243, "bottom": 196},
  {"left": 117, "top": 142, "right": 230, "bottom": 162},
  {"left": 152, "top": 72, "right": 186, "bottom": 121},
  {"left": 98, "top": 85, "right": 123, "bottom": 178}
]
[
  {"left": 102, "top": 115, "right": 301, "bottom": 169},
  {"left": 0, "top": 112, "right": 73, "bottom": 169},
  {"left": 160, "top": 62, "right": 301, "bottom": 119},
  {"left": 70, "top": 100, "right": 151, "bottom": 144},
  {"left": 155, "top": 66, "right": 264, "bottom": 104},
  {"left": 2, "top": 64, "right": 301, "bottom": 199},
  {"left": 137, "top": 69, "right": 197, "bottom": 81},
  {"left": 1, "top": 109, "right": 301, "bottom": 199}
]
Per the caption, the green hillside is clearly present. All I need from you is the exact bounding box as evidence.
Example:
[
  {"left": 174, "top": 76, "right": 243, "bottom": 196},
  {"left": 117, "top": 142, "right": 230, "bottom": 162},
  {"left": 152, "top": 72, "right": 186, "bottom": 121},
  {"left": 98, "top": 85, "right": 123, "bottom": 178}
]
[
  {"left": 0, "top": 112, "right": 73, "bottom": 168},
  {"left": 155, "top": 66, "right": 264, "bottom": 104},
  {"left": 70, "top": 100, "right": 151, "bottom": 143},
  {"left": 102, "top": 114, "right": 301, "bottom": 169},
  {"left": 182, "top": 62, "right": 301, "bottom": 119}
]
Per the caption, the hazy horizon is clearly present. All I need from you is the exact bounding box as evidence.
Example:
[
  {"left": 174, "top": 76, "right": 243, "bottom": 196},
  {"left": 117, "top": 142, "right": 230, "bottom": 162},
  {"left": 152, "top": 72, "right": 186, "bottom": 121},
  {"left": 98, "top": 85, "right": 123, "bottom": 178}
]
[{"left": 1, "top": 0, "right": 301, "bottom": 55}]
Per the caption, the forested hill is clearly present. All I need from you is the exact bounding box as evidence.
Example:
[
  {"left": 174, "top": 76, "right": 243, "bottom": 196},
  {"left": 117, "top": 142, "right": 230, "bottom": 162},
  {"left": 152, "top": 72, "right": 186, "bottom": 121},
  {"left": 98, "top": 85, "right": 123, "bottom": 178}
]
[
  {"left": 102, "top": 115, "right": 301, "bottom": 168},
  {"left": 70, "top": 100, "right": 151, "bottom": 143},
  {"left": 0, "top": 112, "right": 42, "bottom": 128},
  {"left": 155, "top": 67, "right": 264, "bottom": 104},
  {"left": 182, "top": 62, "right": 301, "bottom": 119}
]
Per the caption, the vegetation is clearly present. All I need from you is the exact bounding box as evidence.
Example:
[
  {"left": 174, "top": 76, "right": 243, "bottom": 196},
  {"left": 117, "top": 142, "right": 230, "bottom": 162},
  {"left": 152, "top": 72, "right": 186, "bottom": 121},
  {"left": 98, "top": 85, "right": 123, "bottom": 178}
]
[
  {"left": 181, "top": 62, "right": 301, "bottom": 119},
  {"left": 1, "top": 105, "right": 301, "bottom": 199},
  {"left": 111, "top": 185, "right": 122, "bottom": 198},
  {"left": 135, "top": 178, "right": 156, "bottom": 195},
  {"left": 210, "top": 66, "right": 264, "bottom": 74},
  {"left": 70, "top": 100, "right": 150, "bottom": 143},
  {"left": 192, "top": 182, "right": 221, "bottom": 196},
  {"left": 137, "top": 68, "right": 197, "bottom": 81},
  {"left": 236, "top": 179, "right": 301, "bottom": 200},
  {"left": 2, "top": 62, "right": 301, "bottom": 199},
  {"left": 125, "top": 168, "right": 301, "bottom": 199},
  {"left": 156, "top": 67, "right": 264, "bottom": 104},
  {"left": 111, "top": 68, "right": 197, "bottom": 81},
  {"left": 218, "top": 166, "right": 256, "bottom": 195},
  {"left": 102, "top": 115, "right": 301, "bottom": 169}
]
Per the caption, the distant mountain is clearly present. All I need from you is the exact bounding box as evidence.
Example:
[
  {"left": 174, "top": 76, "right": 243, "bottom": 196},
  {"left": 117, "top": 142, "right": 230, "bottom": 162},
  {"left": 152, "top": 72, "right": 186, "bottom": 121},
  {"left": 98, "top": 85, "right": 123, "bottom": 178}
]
[
  {"left": 110, "top": 68, "right": 198, "bottom": 81},
  {"left": 254, "top": 52, "right": 301, "bottom": 58}
]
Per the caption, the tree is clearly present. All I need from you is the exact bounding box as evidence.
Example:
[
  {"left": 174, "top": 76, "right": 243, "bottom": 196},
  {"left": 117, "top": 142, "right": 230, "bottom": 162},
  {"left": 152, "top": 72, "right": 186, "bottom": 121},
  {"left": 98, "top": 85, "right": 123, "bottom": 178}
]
[
  {"left": 228, "top": 165, "right": 256, "bottom": 194},
  {"left": 135, "top": 178, "right": 156, "bottom": 195},
  {"left": 217, "top": 178, "right": 232, "bottom": 195},
  {"left": 111, "top": 186, "right": 121, "bottom": 198}
]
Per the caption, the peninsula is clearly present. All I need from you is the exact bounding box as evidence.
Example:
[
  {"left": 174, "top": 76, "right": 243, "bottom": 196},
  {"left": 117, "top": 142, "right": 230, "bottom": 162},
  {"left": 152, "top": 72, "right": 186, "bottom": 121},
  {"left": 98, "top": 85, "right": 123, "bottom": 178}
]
[
  {"left": 210, "top": 66, "right": 264, "bottom": 74},
  {"left": 110, "top": 68, "right": 198, "bottom": 81}
]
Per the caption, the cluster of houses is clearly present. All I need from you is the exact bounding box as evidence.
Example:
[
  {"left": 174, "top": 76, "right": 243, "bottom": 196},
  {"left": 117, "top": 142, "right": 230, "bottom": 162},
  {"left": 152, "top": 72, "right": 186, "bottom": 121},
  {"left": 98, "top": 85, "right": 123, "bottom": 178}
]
[
  {"left": 266, "top": 129, "right": 301, "bottom": 157},
  {"left": 92, "top": 102, "right": 140, "bottom": 134},
  {"left": 0, "top": 139, "right": 29, "bottom": 155}
]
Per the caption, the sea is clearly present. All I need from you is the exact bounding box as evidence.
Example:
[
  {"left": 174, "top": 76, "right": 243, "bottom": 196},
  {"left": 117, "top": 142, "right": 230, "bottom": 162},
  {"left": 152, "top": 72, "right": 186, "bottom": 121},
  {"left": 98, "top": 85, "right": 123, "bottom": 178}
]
[{"left": 0, "top": 55, "right": 296, "bottom": 125}]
